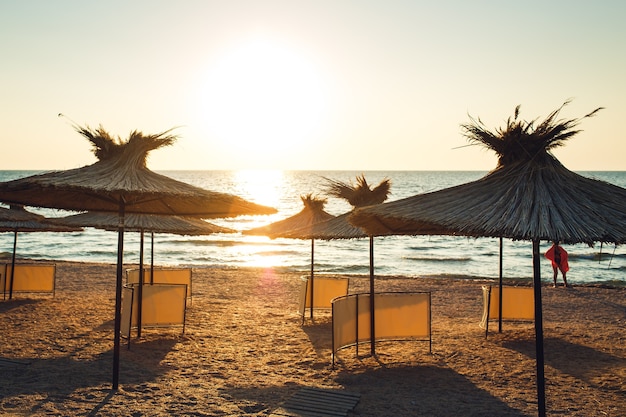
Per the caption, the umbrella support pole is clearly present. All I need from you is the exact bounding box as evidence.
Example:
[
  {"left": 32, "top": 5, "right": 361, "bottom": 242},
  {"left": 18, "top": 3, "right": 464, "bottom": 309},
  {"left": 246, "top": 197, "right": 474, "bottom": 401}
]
[
  {"left": 310, "top": 239, "right": 314, "bottom": 320},
  {"left": 112, "top": 202, "right": 126, "bottom": 390},
  {"left": 150, "top": 232, "right": 155, "bottom": 283},
  {"left": 532, "top": 239, "right": 546, "bottom": 417},
  {"left": 8, "top": 231, "right": 17, "bottom": 300},
  {"left": 498, "top": 237, "right": 503, "bottom": 333},
  {"left": 369, "top": 236, "right": 375, "bottom": 356},
  {"left": 137, "top": 231, "right": 145, "bottom": 339}
]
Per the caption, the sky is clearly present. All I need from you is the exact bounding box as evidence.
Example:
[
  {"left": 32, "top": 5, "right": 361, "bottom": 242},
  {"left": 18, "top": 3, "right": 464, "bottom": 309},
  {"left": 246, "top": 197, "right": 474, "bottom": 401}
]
[{"left": 1, "top": 0, "right": 625, "bottom": 171}]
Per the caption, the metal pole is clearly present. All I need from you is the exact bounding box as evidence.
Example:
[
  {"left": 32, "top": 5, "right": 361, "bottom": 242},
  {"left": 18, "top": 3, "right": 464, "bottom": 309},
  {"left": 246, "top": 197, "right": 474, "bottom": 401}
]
[
  {"left": 369, "top": 236, "right": 375, "bottom": 356},
  {"left": 532, "top": 239, "right": 546, "bottom": 417},
  {"left": 150, "top": 232, "right": 155, "bottom": 283},
  {"left": 309, "top": 238, "right": 314, "bottom": 320},
  {"left": 137, "top": 230, "right": 144, "bottom": 339},
  {"left": 8, "top": 231, "right": 17, "bottom": 300},
  {"left": 498, "top": 237, "right": 503, "bottom": 333},
  {"left": 112, "top": 200, "right": 125, "bottom": 390}
]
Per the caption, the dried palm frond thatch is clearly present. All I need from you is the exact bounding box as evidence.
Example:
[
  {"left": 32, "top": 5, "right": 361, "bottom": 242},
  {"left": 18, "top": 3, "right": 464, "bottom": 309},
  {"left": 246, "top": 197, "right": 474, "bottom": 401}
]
[
  {"left": 76, "top": 124, "right": 177, "bottom": 164},
  {"left": 351, "top": 101, "right": 626, "bottom": 245},
  {"left": 300, "top": 193, "right": 328, "bottom": 212},
  {"left": 0, "top": 205, "right": 81, "bottom": 233},
  {"left": 54, "top": 212, "right": 234, "bottom": 235},
  {"left": 324, "top": 174, "right": 391, "bottom": 208},
  {"left": 282, "top": 175, "right": 393, "bottom": 240},
  {"left": 462, "top": 99, "right": 603, "bottom": 167},
  {"left": 243, "top": 193, "right": 334, "bottom": 237},
  {"left": 0, "top": 125, "right": 276, "bottom": 217},
  {"left": 280, "top": 211, "right": 367, "bottom": 240}
]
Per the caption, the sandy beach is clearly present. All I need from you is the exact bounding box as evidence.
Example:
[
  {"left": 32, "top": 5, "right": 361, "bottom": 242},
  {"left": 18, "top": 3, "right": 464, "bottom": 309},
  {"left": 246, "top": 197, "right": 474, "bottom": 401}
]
[{"left": 0, "top": 260, "right": 624, "bottom": 416}]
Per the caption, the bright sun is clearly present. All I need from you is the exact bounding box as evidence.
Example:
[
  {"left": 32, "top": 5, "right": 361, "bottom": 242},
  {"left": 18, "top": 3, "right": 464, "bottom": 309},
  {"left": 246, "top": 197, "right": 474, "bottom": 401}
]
[{"left": 196, "top": 37, "right": 329, "bottom": 166}]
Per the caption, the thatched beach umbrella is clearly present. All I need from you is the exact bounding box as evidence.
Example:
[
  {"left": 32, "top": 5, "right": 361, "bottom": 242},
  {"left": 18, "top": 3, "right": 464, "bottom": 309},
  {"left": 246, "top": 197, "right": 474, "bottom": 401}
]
[
  {"left": 55, "top": 212, "right": 235, "bottom": 276},
  {"left": 320, "top": 176, "right": 390, "bottom": 244},
  {"left": 56, "top": 212, "right": 234, "bottom": 236},
  {"left": 244, "top": 194, "right": 335, "bottom": 237},
  {"left": 282, "top": 211, "right": 370, "bottom": 316},
  {"left": 351, "top": 101, "right": 625, "bottom": 416},
  {"left": 324, "top": 176, "right": 390, "bottom": 352},
  {"left": 285, "top": 175, "right": 390, "bottom": 350},
  {"left": 243, "top": 194, "right": 335, "bottom": 319},
  {"left": 54, "top": 212, "right": 236, "bottom": 337},
  {"left": 0, "top": 124, "right": 276, "bottom": 389},
  {"left": 0, "top": 205, "right": 82, "bottom": 299}
]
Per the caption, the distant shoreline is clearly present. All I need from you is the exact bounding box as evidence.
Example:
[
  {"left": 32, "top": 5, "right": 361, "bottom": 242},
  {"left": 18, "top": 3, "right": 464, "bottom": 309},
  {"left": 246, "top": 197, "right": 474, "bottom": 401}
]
[{"left": 3, "top": 256, "right": 624, "bottom": 289}]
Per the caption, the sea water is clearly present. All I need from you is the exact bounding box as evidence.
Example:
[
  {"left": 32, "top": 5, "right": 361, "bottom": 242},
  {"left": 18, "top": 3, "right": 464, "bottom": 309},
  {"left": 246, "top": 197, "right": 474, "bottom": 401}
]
[{"left": 0, "top": 170, "right": 624, "bottom": 286}]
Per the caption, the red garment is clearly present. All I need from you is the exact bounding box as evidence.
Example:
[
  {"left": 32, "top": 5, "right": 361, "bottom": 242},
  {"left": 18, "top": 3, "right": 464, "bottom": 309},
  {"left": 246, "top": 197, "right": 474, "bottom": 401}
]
[{"left": 545, "top": 244, "right": 569, "bottom": 273}]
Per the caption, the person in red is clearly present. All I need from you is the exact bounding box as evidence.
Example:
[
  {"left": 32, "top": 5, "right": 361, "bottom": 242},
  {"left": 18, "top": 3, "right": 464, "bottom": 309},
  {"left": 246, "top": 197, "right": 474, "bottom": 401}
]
[{"left": 545, "top": 241, "right": 569, "bottom": 287}]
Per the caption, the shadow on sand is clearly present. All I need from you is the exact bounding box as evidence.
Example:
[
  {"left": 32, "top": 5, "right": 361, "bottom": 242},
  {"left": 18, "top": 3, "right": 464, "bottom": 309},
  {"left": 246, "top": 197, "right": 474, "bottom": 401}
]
[
  {"left": 335, "top": 364, "right": 527, "bottom": 417},
  {"left": 0, "top": 337, "right": 178, "bottom": 415},
  {"left": 300, "top": 315, "right": 333, "bottom": 357},
  {"left": 0, "top": 297, "right": 41, "bottom": 312},
  {"left": 501, "top": 335, "right": 625, "bottom": 390},
  {"left": 298, "top": 317, "right": 526, "bottom": 416},
  {"left": 221, "top": 363, "right": 528, "bottom": 417}
]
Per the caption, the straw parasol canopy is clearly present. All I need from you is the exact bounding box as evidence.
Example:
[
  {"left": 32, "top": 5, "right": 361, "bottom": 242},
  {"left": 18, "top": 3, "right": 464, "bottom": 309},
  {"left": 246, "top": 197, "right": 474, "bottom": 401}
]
[
  {"left": 55, "top": 212, "right": 235, "bottom": 235},
  {"left": 0, "top": 205, "right": 79, "bottom": 232},
  {"left": 350, "top": 102, "right": 625, "bottom": 244},
  {"left": 322, "top": 175, "right": 390, "bottom": 353},
  {"left": 279, "top": 211, "right": 366, "bottom": 240},
  {"left": 288, "top": 174, "right": 390, "bottom": 240},
  {"left": 284, "top": 175, "right": 390, "bottom": 341},
  {"left": 53, "top": 211, "right": 235, "bottom": 276},
  {"left": 243, "top": 194, "right": 335, "bottom": 320},
  {"left": 0, "top": 205, "right": 82, "bottom": 299},
  {"left": 351, "top": 101, "right": 626, "bottom": 417},
  {"left": 0, "top": 124, "right": 276, "bottom": 390},
  {"left": 54, "top": 212, "right": 235, "bottom": 277},
  {"left": 278, "top": 176, "right": 390, "bottom": 240},
  {"left": 0, "top": 125, "right": 276, "bottom": 218},
  {"left": 54, "top": 211, "right": 235, "bottom": 337},
  {"left": 243, "top": 194, "right": 334, "bottom": 237}
]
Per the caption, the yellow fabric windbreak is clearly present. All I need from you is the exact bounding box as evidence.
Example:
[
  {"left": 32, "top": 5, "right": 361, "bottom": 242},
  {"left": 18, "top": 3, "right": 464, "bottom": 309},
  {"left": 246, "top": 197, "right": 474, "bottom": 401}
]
[
  {"left": 298, "top": 276, "right": 349, "bottom": 314},
  {"left": 121, "top": 286, "right": 135, "bottom": 338},
  {"left": 332, "top": 293, "right": 372, "bottom": 350},
  {"left": 483, "top": 285, "right": 534, "bottom": 322},
  {"left": 332, "top": 292, "right": 431, "bottom": 355},
  {"left": 2, "top": 264, "right": 56, "bottom": 294},
  {"left": 126, "top": 268, "right": 192, "bottom": 297},
  {"left": 297, "top": 277, "right": 308, "bottom": 314},
  {"left": 121, "top": 283, "right": 187, "bottom": 338},
  {"left": 374, "top": 293, "right": 431, "bottom": 339}
]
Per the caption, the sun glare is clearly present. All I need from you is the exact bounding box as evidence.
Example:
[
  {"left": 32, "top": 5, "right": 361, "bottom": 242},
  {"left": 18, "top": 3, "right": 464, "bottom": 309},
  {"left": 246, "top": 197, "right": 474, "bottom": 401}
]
[
  {"left": 234, "top": 169, "right": 284, "bottom": 210},
  {"left": 196, "top": 37, "right": 329, "bottom": 166}
]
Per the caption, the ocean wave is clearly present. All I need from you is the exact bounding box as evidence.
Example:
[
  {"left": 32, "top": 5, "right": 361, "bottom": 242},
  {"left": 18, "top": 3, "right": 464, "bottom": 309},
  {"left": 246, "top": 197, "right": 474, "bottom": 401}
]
[
  {"left": 402, "top": 255, "right": 472, "bottom": 263},
  {"left": 253, "top": 250, "right": 302, "bottom": 257}
]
